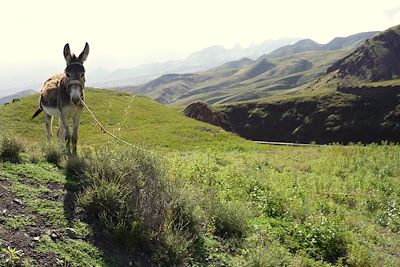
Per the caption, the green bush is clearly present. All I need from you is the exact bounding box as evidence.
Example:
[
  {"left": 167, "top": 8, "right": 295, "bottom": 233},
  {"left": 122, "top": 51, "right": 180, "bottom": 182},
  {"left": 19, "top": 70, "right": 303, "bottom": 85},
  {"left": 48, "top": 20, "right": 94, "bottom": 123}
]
[
  {"left": 249, "top": 184, "right": 287, "bottom": 218},
  {"left": 157, "top": 184, "right": 205, "bottom": 263},
  {"left": 290, "top": 219, "right": 347, "bottom": 264},
  {"left": 0, "top": 136, "right": 23, "bottom": 162},
  {"left": 208, "top": 198, "right": 250, "bottom": 238},
  {"left": 42, "top": 143, "right": 64, "bottom": 165},
  {"left": 78, "top": 147, "right": 168, "bottom": 246},
  {"left": 244, "top": 244, "right": 292, "bottom": 267},
  {"left": 77, "top": 147, "right": 204, "bottom": 264},
  {"left": 66, "top": 154, "right": 88, "bottom": 179}
]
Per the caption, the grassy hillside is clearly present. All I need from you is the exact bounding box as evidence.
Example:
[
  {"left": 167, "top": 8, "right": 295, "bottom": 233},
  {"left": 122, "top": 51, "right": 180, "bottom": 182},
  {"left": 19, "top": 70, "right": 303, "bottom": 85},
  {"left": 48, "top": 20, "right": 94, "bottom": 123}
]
[
  {"left": 0, "top": 89, "right": 254, "bottom": 153},
  {"left": 1, "top": 90, "right": 400, "bottom": 266}
]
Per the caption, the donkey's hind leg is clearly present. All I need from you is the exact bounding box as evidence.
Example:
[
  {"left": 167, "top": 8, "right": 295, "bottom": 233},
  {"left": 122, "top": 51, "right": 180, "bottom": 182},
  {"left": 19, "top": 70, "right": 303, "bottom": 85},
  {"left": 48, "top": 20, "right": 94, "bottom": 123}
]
[{"left": 44, "top": 113, "right": 53, "bottom": 141}]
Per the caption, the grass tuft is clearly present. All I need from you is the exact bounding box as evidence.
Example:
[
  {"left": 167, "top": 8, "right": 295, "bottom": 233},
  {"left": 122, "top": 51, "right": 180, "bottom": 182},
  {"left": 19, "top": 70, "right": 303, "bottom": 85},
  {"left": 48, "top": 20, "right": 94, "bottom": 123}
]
[
  {"left": 42, "top": 143, "right": 64, "bottom": 166},
  {"left": 0, "top": 136, "right": 24, "bottom": 163}
]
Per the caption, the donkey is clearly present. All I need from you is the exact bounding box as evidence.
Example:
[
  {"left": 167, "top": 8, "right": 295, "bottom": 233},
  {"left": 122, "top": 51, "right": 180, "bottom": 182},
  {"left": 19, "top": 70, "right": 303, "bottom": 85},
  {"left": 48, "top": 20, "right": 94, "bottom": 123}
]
[{"left": 32, "top": 43, "right": 90, "bottom": 153}]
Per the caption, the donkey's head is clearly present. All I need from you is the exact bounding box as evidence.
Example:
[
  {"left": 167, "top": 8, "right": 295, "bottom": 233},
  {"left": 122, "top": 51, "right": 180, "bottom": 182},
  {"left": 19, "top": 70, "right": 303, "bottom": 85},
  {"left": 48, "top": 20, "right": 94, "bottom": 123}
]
[{"left": 63, "top": 43, "right": 89, "bottom": 105}]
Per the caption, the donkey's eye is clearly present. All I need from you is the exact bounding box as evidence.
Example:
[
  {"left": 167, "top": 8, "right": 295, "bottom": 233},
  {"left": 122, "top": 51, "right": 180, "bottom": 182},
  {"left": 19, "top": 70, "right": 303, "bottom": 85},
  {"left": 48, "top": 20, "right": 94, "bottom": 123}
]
[
  {"left": 80, "top": 73, "right": 85, "bottom": 78},
  {"left": 66, "top": 73, "right": 71, "bottom": 78}
]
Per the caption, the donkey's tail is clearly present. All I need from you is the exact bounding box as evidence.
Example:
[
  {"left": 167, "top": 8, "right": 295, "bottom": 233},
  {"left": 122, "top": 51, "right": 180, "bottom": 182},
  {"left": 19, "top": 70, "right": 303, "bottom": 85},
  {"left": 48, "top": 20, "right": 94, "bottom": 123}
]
[{"left": 31, "top": 108, "right": 42, "bottom": 119}]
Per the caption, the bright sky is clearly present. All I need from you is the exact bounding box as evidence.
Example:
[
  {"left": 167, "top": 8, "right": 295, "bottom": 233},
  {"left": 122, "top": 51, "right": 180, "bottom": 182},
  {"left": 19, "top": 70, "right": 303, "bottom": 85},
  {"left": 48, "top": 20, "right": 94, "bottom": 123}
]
[{"left": 1, "top": 0, "right": 400, "bottom": 71}]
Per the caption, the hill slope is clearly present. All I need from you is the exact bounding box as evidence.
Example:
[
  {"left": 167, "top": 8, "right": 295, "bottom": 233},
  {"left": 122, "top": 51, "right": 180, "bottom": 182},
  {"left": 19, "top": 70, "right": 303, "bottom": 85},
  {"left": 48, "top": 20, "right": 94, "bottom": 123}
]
[
  {"left": 322, "top": 25, "right": 400, "bottom": 86},
  {"left": 130, "top": 49, "right": 350, "bottom": 105},
  {"left": 0, "top": 89, "right": 253, "bottom": 152},
  {"left": 0, "top": 90, "right": 37, "bottom": 105}
]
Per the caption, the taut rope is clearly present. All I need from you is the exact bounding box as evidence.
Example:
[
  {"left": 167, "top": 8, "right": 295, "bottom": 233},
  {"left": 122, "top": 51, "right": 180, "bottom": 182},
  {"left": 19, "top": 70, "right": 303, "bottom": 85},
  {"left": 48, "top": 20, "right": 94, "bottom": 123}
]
[{"left": 80, "top": 98, "right": 143, "bottom": 150}]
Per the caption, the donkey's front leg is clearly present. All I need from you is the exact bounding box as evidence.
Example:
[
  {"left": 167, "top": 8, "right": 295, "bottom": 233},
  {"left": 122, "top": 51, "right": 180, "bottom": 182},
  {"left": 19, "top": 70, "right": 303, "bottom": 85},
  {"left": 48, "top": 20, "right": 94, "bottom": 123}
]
[
  {"left": 60, "top": 114, "right": 71, "bottom": 153},
  {"left": 57, "top": 118, "right": 65, "bottom": 142},
  {"left": 71, "top": 112, "right": 82, "bottom": 154}
]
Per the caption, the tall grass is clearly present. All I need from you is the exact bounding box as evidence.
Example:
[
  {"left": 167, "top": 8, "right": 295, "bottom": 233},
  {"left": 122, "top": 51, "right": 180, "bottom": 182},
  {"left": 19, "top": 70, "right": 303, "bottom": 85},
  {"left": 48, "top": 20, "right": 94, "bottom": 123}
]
[{"left": 76, "top": 147, "right": 198, "bottom": 264}]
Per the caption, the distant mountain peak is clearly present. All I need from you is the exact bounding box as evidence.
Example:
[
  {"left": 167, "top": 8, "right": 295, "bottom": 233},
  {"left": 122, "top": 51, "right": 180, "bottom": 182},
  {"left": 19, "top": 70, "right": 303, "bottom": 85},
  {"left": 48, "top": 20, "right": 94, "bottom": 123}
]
[
  {"left": 296, "top": 39, "right": 320, "bottom": 45},
  {"left": 269, "top": 31, "right": 378, "bottom": 58}
]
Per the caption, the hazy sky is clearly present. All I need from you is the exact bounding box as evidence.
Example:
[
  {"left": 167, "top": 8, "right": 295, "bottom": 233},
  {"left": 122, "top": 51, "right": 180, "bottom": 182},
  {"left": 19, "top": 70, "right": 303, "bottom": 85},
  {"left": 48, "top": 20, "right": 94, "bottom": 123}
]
[{"left": 1, "top": 0, "right": 400, "bottom": 71}]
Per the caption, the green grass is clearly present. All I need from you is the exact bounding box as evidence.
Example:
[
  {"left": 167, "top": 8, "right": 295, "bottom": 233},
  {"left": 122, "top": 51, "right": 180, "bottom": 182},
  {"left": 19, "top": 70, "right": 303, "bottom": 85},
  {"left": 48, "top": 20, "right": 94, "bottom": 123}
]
[
  {"left": 3, "top": 215, "right": 36, "bottom": 230},
  {"left": 0, "top": 90, "right": 399, "bottom": 266},
  {"left": 35, "top": 235, "right": 109, "bottom": 266},
  {"left": 167, "top": 145, "right": 400, "bottom": 265}
]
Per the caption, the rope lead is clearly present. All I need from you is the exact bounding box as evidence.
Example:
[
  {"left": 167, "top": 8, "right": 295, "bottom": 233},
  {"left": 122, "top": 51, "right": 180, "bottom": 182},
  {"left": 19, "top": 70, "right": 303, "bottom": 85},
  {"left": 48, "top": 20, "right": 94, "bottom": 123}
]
[{"left": 80, "top": 98, "right": 142, "bottom": 149}]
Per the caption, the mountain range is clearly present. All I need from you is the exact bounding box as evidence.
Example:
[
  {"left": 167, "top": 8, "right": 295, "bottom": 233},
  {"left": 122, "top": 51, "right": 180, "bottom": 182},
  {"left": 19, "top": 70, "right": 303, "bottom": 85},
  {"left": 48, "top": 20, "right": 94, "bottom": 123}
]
[
  {"left": 89, "top": 37, "right": 300, "bottom": 87},
  {"left": 124, "top": 31, "right": 378, "bottom": 105}
]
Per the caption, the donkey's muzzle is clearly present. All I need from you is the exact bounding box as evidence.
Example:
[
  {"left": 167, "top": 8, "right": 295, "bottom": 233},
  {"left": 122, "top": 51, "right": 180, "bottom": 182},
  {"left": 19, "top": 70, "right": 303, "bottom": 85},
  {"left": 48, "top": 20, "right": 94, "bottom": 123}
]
[
  {"left": 68, "top": 80, "right": 84, "bottom": 106},
  {"left": 71, "top": 97, "right": 81, "bottom": 105}
]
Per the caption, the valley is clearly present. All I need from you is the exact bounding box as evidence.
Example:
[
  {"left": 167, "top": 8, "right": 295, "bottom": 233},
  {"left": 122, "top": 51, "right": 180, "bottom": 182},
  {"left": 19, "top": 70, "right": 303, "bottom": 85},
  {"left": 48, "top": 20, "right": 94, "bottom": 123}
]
[{"left": 0, "top": 20, "right": 400, "bottom": 267}]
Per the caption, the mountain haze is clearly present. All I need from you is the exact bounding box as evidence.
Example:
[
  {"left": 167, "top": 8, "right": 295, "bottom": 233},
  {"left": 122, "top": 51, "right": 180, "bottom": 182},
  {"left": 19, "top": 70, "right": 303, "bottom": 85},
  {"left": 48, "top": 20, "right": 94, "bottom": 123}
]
[{"left": 91, "top": 38, "right": 299, "bottom": 87}]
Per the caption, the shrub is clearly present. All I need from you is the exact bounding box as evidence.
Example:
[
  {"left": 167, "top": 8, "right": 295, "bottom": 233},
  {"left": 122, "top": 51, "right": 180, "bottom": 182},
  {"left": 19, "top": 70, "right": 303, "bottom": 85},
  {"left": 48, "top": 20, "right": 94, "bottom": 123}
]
[
  {"left": 0, "top": 246, "right": 22, "bottom": 265},
  {"left": 42, "top": 143, "right": 64, "bottom": 165},
  {"left": 290, "top": 219, "right": 347, "bottom": 264},
  {"left": 249, "top": 184, "right": 287, "bottom": 218},
  {"left": 208, "top": 198, "right": 250, "bottom": 238},
  {"left": 0, "top": 136, "right": 23, "bottom": 162},
  {"left": 157, "top": 184, "right": 205, "bottom": 263},
  {"left": 66, "top": 154, "right": 88, "bottom": 179},
  {"left": 244, "top": 243, "right": 292, "bottom": 267},
  {"left": 77, "top": 147, "right": 204, "bottom": 264},
  {"left": 78, "top": 147, "right": 168, "bottom": 246}
]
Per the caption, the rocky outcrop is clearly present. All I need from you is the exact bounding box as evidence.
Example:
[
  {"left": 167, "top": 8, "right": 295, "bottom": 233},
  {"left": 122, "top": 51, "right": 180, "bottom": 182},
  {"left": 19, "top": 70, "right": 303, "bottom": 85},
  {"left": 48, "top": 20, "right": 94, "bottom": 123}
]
[
  {"left": 183, "top": 102, "right": 232, "bottom": 131},
  {"left": 184, "top": 88, "right": 400, "bottom": 144}
]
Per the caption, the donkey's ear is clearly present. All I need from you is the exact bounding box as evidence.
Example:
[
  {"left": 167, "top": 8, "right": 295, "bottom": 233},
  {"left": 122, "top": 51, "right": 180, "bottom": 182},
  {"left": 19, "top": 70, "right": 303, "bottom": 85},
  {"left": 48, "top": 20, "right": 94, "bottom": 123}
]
[
  {"left": 63, "top": 43, "right": 72, "bottom": 64},
  {"left": 78, "top": 42, "right": 90, "bottom": 62}
]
